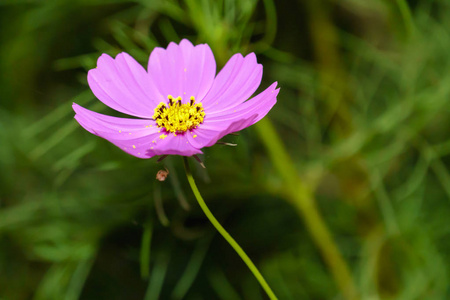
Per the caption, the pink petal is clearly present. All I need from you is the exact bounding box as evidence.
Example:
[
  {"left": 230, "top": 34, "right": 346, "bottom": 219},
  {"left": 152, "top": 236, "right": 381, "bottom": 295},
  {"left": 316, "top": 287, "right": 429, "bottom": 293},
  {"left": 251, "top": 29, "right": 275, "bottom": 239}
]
[
  {"left": 201, "top": 53, "right": 263, "bottom": 112},
  {"left": 188, "top": 82, "right": 279, "bottom": 149},
  {"left": 149, "top": 133, "right": 203, "bottom": 157},
  {"left": 147, "top": 39, "right": 216, "bottom": 102},
  {"left": 186, "top": 116, "right": 258, "bottom": 148},
  {"left": 208, "top": 82, "right": 279, "bottom": 123},
  {"left": 88, "top": 53, "right": 162, "bottom": 118},
  {"left": 73, "top": 103, "right": 200, "bottom": 158}
]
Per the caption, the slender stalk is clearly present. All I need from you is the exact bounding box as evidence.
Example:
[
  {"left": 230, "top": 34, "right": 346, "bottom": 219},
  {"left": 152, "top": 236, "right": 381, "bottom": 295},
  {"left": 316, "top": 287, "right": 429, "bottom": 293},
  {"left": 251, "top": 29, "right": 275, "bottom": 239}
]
[
  {"left": 255, "top": 118, "right": 359, "bottom": 300},
  {"left": 395, "top": 0, "right": 415, "bottom": 37},
  {"left": 153, "top": 181, "right": 169, "bottom": 226},
  {"left": 140, "top": 221, "right": 153, "bottom": 279},
  {"left": 183, "top": 157, "right": 278, "bottom": 300}
]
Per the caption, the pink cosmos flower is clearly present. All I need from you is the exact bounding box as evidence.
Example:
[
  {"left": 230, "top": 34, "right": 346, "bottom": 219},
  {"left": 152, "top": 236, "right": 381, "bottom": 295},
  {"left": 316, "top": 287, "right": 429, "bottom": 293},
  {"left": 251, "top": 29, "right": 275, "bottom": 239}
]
[{"left": 73, "top": 39, "right": 279, "bottom": 159}]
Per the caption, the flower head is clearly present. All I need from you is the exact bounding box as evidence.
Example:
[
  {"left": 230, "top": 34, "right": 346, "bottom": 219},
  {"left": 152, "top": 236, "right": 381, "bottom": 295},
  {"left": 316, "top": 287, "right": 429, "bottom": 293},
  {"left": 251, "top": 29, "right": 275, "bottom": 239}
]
[{"left": 73, "top": 39, "right": 279, "bottom": 158}]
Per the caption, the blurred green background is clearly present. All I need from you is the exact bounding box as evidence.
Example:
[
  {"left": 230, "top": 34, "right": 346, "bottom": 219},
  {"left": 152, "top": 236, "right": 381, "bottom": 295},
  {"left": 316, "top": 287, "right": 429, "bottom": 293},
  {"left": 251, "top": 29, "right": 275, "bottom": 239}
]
[{"left": 1, "top": 0, "right": 450, "bottom": 299}]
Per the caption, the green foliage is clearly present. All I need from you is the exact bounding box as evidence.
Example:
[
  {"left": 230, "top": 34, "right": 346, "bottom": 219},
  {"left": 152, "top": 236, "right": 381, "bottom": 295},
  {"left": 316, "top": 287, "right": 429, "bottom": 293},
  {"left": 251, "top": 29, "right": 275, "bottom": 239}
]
[{"left": 0, "top": 0, "right": 449, "bottom": 299}]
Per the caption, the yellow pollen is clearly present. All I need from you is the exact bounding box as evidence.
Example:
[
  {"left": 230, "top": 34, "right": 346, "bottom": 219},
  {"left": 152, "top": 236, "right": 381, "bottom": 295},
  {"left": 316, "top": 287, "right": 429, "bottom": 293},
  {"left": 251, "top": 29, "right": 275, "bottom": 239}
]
[
  {"left": 152, "top": 95, "right": 205, "bottom": 133},
  {"left": 132, "top": 145, "right": 136, "bottom": 149},
  {"left": 159, "top": 134, "right": 168, "bottom": 139}
]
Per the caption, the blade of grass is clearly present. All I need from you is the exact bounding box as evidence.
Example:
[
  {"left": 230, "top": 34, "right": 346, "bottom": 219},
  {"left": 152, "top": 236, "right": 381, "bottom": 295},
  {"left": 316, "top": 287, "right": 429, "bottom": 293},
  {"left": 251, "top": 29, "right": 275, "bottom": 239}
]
[
  {"left": 171, "top": 234, "right": 213, "bottom": 299},
  {"left": 144, "top": 251, "right": 170, "bottom": 300},
  {"left": 140, "top": 221, "right": 153, "bottom": 279}
]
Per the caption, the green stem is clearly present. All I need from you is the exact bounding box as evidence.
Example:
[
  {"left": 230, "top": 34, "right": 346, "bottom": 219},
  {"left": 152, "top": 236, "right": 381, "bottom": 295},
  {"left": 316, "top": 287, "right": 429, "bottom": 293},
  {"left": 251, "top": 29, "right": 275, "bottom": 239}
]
[
  {"left": 255, "top": 118, "right": 359, "bottom": 300},
  {"left": 395, "top": 0, "right": 415, "bottom": 37},
  {"left": 183, "top": 157, "right": 278, "bottom": 300}
]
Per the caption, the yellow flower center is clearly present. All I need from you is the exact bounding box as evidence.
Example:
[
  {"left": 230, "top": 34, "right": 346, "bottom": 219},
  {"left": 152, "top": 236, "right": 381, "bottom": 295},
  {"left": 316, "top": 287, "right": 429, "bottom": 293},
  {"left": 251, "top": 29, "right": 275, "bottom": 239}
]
[{"left": 152, "top": 95, "right": 205, "bottom": 133}]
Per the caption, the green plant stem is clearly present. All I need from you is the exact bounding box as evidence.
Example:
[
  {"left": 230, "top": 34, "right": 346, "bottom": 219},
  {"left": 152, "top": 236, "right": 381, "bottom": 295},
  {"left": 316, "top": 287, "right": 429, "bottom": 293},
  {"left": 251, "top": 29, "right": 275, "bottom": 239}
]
[
  {"left": 255, "top": 118, "right": 359, "bottom": 300},
  {"left": 395, "top": 0, "right": 415, "bottom": 37},
  {"left": 183, "top": 157, "right": 278, "bottom": 300}
]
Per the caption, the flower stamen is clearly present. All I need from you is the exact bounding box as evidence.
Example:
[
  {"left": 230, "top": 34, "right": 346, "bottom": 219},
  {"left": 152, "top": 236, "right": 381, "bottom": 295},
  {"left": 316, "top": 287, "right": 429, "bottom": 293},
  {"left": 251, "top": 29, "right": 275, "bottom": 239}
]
[{"left": 152, "top": 95, "right": 205, "bottom": 133}]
